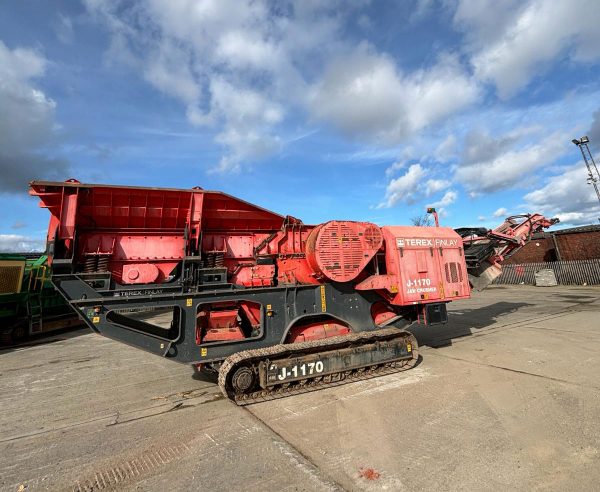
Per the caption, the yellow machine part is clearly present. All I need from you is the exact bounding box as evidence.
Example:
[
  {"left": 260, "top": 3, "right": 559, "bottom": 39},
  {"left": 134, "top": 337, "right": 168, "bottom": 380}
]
[{"left": 0, "top": 260, "right": 25, "bottom": 294}]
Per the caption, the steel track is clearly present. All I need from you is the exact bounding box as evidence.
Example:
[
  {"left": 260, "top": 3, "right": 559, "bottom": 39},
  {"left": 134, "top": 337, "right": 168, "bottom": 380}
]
[{"left": 218, "top": 327, "right": 418, "bottom": 405}]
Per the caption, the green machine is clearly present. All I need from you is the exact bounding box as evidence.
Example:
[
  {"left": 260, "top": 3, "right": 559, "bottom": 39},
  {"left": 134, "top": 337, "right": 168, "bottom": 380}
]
[{"left": 0, "top": 253, "right": 81, "bottom": 345}]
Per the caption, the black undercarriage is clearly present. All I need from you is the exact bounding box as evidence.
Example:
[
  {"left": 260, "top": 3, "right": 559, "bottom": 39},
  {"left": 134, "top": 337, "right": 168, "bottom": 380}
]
[{"left": 52, "top": 273, "right": 423, "bottom": 366}]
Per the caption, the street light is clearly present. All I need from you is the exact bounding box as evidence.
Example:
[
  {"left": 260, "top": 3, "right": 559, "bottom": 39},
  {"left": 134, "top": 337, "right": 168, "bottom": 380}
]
[
  {"left": 572, "top": 136, "right": 600, "bottom": 223},
  {"left": 572, "top": 136, "right": 590, "bottom": 145}
]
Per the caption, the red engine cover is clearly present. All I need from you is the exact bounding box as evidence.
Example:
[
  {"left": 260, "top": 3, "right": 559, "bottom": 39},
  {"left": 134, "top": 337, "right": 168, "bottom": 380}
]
[{"left": 306, "top": 221, "right": 383, "bottom": 282}]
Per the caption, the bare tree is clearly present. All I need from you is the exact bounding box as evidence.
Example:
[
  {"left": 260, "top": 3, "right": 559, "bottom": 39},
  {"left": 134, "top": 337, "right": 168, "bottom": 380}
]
[{"left": 410, "top": 213, "right": 432, "bottom": 226}]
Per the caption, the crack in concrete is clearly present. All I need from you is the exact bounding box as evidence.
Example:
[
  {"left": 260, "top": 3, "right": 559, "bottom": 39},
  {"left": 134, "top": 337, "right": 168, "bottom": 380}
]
[
  {"left": 429, "top": 352, "right": 600, "bottom": 392},
  {"left": 0, "top": 393, "right": 222, "bottom": 443},
  {"left": 244, "top": 406, "right": 346, "bottom": 491}
]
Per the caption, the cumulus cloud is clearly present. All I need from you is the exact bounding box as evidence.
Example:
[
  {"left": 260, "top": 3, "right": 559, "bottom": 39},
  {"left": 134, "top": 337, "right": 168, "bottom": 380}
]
[
  {"left": 79, "top": 0, "right": 600, "bottom": 221},
  {"left": 524, "top": 164, "right": 600, "bottom": 225},
  {"left": 455, "top": 131, "right": 568, "bottom": 193},
  {"left": 427, "top": 190, "right": 457, "bottom": 208},
  {"left": 378, "top": 161, "right": 458, "bottom": 210},
  {"left": 461, "top": 130, "right": 519, "bottom": 165},
  {"left": 385, "top": 160, "right": 407, "bottom": 177},
  {"left": 208, "top": 78, "right": 284, "bottom": 172},
  {"left": 84, "top": 2, "right": 482, "bottom": 172},
  {"left": 435, "top": 134, "right": 458, "bottom": 161},
  {"left": 0, "top": 234, "right": 45, "bottom": 252},
  {"left": 0, "top": 41, "right": 69, "bottom": 193},
  {"left": 454, "top": 0, "right": 523, "bottom": 49},
  {"left": 309, "top": 47, "right": 480, "bottom": 144},
  {"left": 378, "top": 164, "right": 426, "bottom": 208},
  {"left": 84, "top": 0, "right": 345, "bottom": 173},
  {"left": 425, "top": 179, "right": 451, "bottom": 196},
  {"left": 493, "top": 207, "right": 508, "bottom": 217},
  {"left": 455, "top": 0, "right": 600, "bottom": 98}
]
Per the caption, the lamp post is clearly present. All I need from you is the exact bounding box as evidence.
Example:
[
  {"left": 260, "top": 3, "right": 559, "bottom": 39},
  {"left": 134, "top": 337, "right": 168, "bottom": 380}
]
[{"left": 572, "top": 136, "right": 600, "bottom": 223}]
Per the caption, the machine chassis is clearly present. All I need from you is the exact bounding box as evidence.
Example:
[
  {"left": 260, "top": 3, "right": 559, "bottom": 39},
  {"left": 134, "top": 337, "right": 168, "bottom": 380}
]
[{"left": 53, "top": 273, "right": 416, "bottom": 366}]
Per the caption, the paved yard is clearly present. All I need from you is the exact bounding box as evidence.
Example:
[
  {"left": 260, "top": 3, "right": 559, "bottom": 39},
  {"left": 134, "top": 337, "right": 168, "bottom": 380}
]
[{"left": 1, "top": 285, "right": 599, "bottom": 491}]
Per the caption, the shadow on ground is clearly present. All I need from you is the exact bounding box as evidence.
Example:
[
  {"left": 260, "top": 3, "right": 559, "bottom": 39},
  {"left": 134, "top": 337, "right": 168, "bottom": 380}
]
[
  {"left": 0, "top": 327, "right": 89, "bottom": 355},
  {"left": 411, "top": 301, "right": 532, "bottom": 348},
  {"left": 189, "top": 301, "right": 534, "bottom": 381},
  {"left": 192, "top": 366, "right": 219, "bottom": 384}
]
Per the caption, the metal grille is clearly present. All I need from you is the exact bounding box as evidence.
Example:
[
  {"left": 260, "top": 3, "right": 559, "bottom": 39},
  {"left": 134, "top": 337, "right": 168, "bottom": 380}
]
[
  {"left": 0, "top": 264, "right": 24, "bottom": 294},
  {"left": 315, "top": 223, "right": 382, "bottom": 281},
  {"left": 318, "top": 224, "right": 361, "bottom": 277},
  {"left": 445, "top": 262, "right": 463, "bottom": 283},
  {"left": 494, "top": 259, "right": 600, "bottom": 285}
]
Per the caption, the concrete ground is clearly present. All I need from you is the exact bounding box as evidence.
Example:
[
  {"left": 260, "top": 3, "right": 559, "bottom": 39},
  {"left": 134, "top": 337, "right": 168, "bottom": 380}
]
[{"left": 1, "top": 285, "right": 599, "bottom": 491}]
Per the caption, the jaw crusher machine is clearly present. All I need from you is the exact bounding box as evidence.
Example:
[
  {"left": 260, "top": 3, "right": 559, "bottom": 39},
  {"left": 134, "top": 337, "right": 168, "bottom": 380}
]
[
  {"left": 28, "top": 180, "right": 552, "bottom": 404},
  {"left": 456, "top": 214, "right": 559, "bottom": 290}
]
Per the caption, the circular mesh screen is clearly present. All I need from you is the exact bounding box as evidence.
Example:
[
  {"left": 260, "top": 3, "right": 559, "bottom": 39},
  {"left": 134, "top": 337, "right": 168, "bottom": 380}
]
[{"left": 306, "top": 221, "right": 383, "bottom": 282}]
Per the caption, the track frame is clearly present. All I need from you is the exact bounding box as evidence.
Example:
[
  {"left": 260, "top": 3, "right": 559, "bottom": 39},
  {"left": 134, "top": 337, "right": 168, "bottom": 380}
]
[{"left": 52, "top": 273, "right": 414, "bottom": 365}]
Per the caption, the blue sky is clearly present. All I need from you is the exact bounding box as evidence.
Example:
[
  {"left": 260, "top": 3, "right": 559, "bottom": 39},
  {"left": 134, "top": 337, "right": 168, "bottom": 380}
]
[{"left": 1, "top": 0, "right": 600, "bottom": 251}]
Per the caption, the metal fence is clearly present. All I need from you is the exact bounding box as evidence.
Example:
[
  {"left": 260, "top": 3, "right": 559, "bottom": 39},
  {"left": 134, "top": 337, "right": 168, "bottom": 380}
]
[{"left": 494, "top": 259, "right": 600, "bottom": 285}]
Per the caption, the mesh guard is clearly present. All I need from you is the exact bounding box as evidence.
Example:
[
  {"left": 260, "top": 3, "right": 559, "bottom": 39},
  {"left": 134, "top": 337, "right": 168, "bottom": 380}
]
[
  {"left": 0, "top": 261, "right": 25, "bottom": 294},
  {"left": 306, "top": 221, "right": 383, "bottom": 282}
]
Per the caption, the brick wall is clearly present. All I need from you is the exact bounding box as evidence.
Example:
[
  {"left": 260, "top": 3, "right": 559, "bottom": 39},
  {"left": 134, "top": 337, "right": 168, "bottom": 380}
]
[
  {"left": 504, "top": 237, "right": 557, "bottom": 264},
  {"left": 504, "top": 231, "right": 600, "bottom": 264},
  {"left": 556, "top": 231, "right": 600, "bottom": 260}
]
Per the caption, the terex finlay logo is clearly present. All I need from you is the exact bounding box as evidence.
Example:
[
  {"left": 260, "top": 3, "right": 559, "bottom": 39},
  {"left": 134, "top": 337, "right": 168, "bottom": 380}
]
[{"left": 396, "top": 238, "right": 459, "bottom": 248}]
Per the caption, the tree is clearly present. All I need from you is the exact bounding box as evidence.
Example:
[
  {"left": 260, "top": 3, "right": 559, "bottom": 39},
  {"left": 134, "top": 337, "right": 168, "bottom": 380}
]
[{"left": 410, "top": 213, "right": 432, "bottom": 226}]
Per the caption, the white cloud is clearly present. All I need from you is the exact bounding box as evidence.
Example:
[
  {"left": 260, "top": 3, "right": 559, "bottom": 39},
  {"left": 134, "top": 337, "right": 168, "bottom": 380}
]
[
  {"left": 425, "top": 179, "right": 451, "bottom": 196},
  {"left": 84, "top": 0, "right": 349, "bottom": 173},
  {"left": 456, "top": 0, "right": 600, "bottom": 98},
  {"left": 208, "top": 78, "right": 284, "bottom": 172},
  {"left": 385, "top": 160, "right": 407, "bottom": 178},
  {"left": 80, "top": 0, "right": 600, "bottom": 227},
  {"left": 0, "top": 234, "right": 45, "bottom": 252},
  {"left": 378, "top": 147, "right": 456, "bottom": 210},
  {"left": 478, "top": 215, "right": 486, "bottom": 222},
  {"left": 215, "top": 29, "right": 283, "bottom": 71},
  {"left": 378, "top": 161, "right": 458, "bottom": 211},
  {"left": 309, "top": 46, "right": 480, "bottom": 144},
  {"left": 461, "top": 129, "right": 519, "bottom": 165},
  {"left": 212, "top": 128, "right": 281, "bottom": 174},
  {"left": 437, "top": 208, "right": 449, "bottom": 219},
  {"left": 553, "top": 212, "right": 592, "bottom": 224},
  {"left": 378, "top": 164, "right": 426, "bottom": 208},
  {"left": 428, "top": 190, "right": 457, "bottom": 208},
  {"left": 524, "top": 164, "right": 600, "bottom": 225},
  {"left": 493, "top": 207, "right": 508, "bottom": 217},
  {"left": 455, "top": 132, "right": 568, "bottom": 193},
  {"left": 0, "top": 41, "right": 69, "bottom": 192},
  {"left": 143, "top": 44, "right": 201, "bottom": 114},
  {"left": 454, "top": 0, "right": 523, "bottom": 49},
  {"left": 0, "top": 42, "right": 46, "bottom": 81},
  {"left": 85, "top": 1, "right": 483, "bottom": 173},
  {"left": 383, "top": 147, "right": 422, "bottom": 177},
  {"left": 435, "top": 134, "right": 458, "bottom": 161}
]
